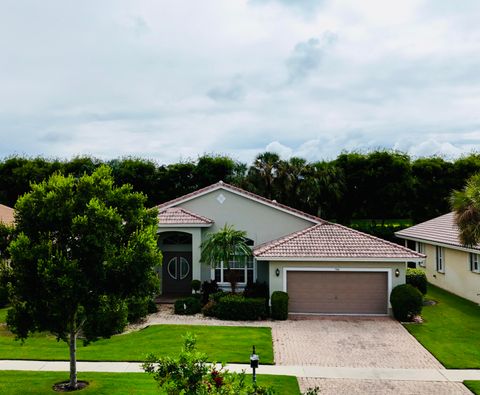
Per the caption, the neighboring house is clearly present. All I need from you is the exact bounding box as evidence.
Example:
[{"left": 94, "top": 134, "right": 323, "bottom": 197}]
[
  {"left": 0, "top": 204, "right": 14, "bottom": 226},
  {"left": 396, "top": 212, "right": 480, "bottom": 304},
  {"left": 156, "top": 181, "right": 423, "bottom": 315}
]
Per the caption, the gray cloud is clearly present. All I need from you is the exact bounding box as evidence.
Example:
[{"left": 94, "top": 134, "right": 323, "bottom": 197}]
[
  {"left": 285, "top": 33, "right": 336, "bottom": 83},
  {"left": 207, "top": 79, "right": 245, "bottom": 102},
  {"left": 0, "top": 0, "right": 479, "bottom": 165},
  {"left": 250, "top": 0, "right": 325, "bottom": 14}
]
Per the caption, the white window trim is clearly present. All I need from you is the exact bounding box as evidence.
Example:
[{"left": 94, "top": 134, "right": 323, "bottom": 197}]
[
  {"left": 436, "top": 246, "right": 445, "bottom": 273},
  {"left": 211, "top": 258, "right": 257, "bottom": 287},
  {"left": 416, "top": 242, "right": 426, "bottom": 268},
  {"left": 470, "top": 253, "right": 480, "bottom": 274}
]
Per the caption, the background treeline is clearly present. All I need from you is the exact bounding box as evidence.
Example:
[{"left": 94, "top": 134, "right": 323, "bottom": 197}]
[{"left": 1, "top": 151, "right": 479, "bottom": 240}]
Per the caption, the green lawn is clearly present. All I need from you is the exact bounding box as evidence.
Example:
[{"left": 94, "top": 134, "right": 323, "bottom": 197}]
[
  {"left": 0, "top": 307, "right": 8, "bottom": 323},
  {"left": 0, "top": 309, "right": 273, "bottom": 364},
  {"left": 405, "top": 284, "right": 480, "bottom": 368},
  {"left": 464, "top": 381, "right": 480, "bottom": 394},
  {"left": 0, "top": 371, "right": 300, "bottom": 394}
]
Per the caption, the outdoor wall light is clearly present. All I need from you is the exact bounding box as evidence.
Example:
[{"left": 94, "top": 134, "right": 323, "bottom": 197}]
[
  {"left": 275, "top": 268, "right": 280, "bottom": 277},
  {"left": 395, "top": 268, "right": 400, "bottom": 277}
]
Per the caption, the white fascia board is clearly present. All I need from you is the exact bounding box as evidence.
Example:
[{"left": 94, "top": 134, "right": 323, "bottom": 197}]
[
  {"left": 396, "top": 234, "right": 480, "bottom": 254},
  {"left": 254, "top": 256, "right": 424, "bottom": 262},
  {"left": 161, "top": 185, "right": 320, "bottom": 225}
]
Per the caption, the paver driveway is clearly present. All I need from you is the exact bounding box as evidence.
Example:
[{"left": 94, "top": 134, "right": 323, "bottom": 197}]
[
  {"left": 298, "top": 378, "right": 472, "bottom": 395},
  {"left": 272, "top": 316, "right": 443, "bottom": 369}
]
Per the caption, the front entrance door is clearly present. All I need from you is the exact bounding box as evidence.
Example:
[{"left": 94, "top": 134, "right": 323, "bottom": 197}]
[{"left": 162, "top": 252, "right": 193, "bottom": 295}]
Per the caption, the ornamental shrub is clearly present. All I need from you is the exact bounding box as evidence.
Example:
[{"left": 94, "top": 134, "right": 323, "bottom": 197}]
[
  {"left": 143, "top": 333, "right": 274, "bottom": 394},
  {"left": 209, "top": 290, "right": 225, "bottom": 303},
  {"left": 191, "top": 279, "right": 202, "bottom": 294},
  {"left": 214, "top": 294, "right": 267, "bottom": 321},
  {"left": 243, "top": 280, "right": 269, "bottom": 299},
  {"left": 127, "top": 296, "right": 157, "bottom": 323},
  {"left": 201, "top": 280, "right": 220, "bottom": 305},
  {"left": 390, "top": 284, "right": 423, "bottom": 322},
  {"left": 201, "top": 300, "right": 218, "bottom": 317},
  {"left": 271, "top": 291, "right": 289, "bottom": 320},
  {"left": 406, "top": 268, "right": 427, "bottom": 295},
  {"left": 174, "top": 296, "right": 202, "bottom": 315}
]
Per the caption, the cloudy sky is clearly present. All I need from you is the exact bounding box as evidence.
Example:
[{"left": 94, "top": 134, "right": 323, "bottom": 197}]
[{"left": 1, "top": 0, "right": 480, "bottom": 164}]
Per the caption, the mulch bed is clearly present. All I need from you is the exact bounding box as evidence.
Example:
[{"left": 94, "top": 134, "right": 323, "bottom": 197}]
[{"left": 52, "top": 381, "right": 89, "bottom": 392}]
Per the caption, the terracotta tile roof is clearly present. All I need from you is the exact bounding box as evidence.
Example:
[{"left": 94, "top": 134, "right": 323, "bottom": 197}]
[
  {"left": 158, "top": 207, "right": 213, "bottom": 225},
  {"left": 395, "top": 212, "right": 479, "bottom": 251},
  {"left": 0, "top": 204, "right": 14, "bottom": 226},
  {"left": 156, "top": 181, "right": 324, "bottom": 224},
  {"left": 254, "top": 223, "right": 425, "bottom": 260}
]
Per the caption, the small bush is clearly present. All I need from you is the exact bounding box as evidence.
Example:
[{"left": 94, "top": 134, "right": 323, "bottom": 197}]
[
  {"left": 390, "top": 284, "right": 423, "bottom": 322},
  {"left": 174, "top": 297, "right": 202, "bottom": 315},
  {"left": 214, "top": 294, "right": 267, "bottom": 321},
  {"left": 201, "top": 280, "right": 220, "bottom": 305},
  {"left": 201, "top": 300, "right": 217, "bottom": 317},
  {"left": 143, "top": 333, "right": 274, "bottom": 394},
  {"left": 191, "top": 279, "right": 201, "bottom": 293},
  {"left": 406, "top": 268, "right": 427, "bottom": 295},
  {"left": 147, "top": 298, "right": 158, "bottom": 314},
  {"left": 271, "top": 291, "right": 289, "bottom": 320},
  {"left": 209, "top": 290, "right": 225, "bottom": 303},
  {"left": 127, "top": 296, "right": 156, "bottom": 323},
  {"left": 243, "top": 280, "right": 269, "bottom": 299}
]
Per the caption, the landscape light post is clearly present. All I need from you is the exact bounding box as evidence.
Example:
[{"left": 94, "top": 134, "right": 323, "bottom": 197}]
[{"left": 250, "top": 345, "right": 259, "bottom": 384}]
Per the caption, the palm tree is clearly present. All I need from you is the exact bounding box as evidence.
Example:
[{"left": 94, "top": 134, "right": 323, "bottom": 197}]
[
  {"left": 248, "top": 152, "right": 281, "bottom": 199},
  {"left": 450, "top": 173, "right": 480, "bottom": 246},
  {"left": 276, "top": 157, "right": 308, "bottom": 207},
  {"left": 200, "top": 225, "right": 252, "bottom": 293},
  {"left": 300, "top": 162, "right": 345, "bottom": 218}
]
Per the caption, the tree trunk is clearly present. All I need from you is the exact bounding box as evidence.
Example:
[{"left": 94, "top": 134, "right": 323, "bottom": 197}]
[{"left": 69, "top": 320, "right": 77, "bottom": 389}]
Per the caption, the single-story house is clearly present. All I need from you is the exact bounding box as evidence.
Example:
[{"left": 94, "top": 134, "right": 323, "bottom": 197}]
[
  {"left": 396, "top": 212, "right": 480, "bottom": 304},
  {"left": 156, "top": 181, "right": 424, "bottom": 315},
  {"left": 0, "top": 204, "right": 14, "bottom": 226}
]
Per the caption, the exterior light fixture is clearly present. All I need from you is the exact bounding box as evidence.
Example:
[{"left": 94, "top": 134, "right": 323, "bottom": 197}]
[
  {"left": 250, "top": 345, "right": 259, "bottom": 383},
  {"left": 395, "top": 268, "right": 400, "bottom": 277},
  {"left": 275, "top": 268, "right": 280, "bottom": 277}
]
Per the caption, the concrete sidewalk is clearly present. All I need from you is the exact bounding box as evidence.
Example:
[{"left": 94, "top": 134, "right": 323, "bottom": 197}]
[{"left": 1, "top": 360, "right": 480, "bottom": 383}]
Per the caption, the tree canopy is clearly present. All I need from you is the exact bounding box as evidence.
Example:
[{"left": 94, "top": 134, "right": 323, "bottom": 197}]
[
  {"left": 451, "top": 173, "right": 480, "bottom": 246},
  {"left": 6, "top": 165, "right": 162, "bottom": 389},
  {"left": 1, "top": 151, "right": 480, "bottom": 227}
]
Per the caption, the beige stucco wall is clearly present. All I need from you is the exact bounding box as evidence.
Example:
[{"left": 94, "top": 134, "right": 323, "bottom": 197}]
[
  {"left": 423, "top": 243, "right": 480, "bottom": 304},
  {"left": 268, "top": 261, "right": 407, "bottom": 309},
  {"left": 181, "top": 188, "right": 315, "bottom": 246},
  {"left": 176, "top": 188, "right": 316, "bottom": 283}
]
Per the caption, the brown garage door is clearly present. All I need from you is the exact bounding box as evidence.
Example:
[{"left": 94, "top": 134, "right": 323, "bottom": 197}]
[{"left": 287, "top": 271, "right": 388, "bottom": 315}]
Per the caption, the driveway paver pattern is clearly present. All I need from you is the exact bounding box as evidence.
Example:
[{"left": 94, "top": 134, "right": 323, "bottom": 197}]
[
  {"left": 298, "top": 378, "right": 472, "bottom": 395},
  {"left": 273, "top": 316, "right": 443, "bottom": 369},
  {"left": 129, "top": 306, "right": 442, "bottom": 370}
]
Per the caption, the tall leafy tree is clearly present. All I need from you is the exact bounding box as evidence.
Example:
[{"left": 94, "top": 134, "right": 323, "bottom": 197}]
[
  {"left": 411, "top": 157, "right": 454, "bottom": 222},
  {"left": 7, "top": 166, "right": 162, "bottom": 390},
  {"left": 194, "top": 155, "right": 238, "bottom": 187},
  {"left": 109, "top": 157, "right": 160, "bottom": 206},
  {"left": 200, "top": 225, "right": 251, "bottom": 293},
  {"left": 450, "top": 173, "right": 480, "bottom": 246}
]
